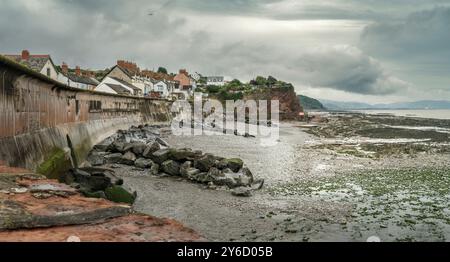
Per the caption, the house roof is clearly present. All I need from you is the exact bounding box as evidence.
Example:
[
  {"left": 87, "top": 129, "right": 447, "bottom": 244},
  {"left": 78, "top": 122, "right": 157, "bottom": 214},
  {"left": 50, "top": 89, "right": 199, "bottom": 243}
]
[
  {"left": 4, "top": 54, "right": 53, "bottom": 72},
  {"left": 105, "top": 83, "right": 131, "bottom": 95},
  {"left": 111, "top": 77, "right": 141, "bottom": 92},
  {"left": 102, "top": 65, "right": 134, "bottom": 81},
  {"left": 66, "top": 73, "right": 99, "bottom": 86}
]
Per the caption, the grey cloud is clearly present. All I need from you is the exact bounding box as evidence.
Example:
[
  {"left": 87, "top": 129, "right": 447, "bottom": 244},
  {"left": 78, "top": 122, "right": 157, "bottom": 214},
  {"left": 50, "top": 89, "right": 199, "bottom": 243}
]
[
  {"left": 264, "top": 0, "right": 450, "bottom": 21},
  {"left": 288, "top": 45, "right": 409, "bottom": 95},
  {"left": 0, "top": 0, "right": 445, "bottom": 102},
  {"left": 361, "top": 7, "right": 450, "bottom": 60}
]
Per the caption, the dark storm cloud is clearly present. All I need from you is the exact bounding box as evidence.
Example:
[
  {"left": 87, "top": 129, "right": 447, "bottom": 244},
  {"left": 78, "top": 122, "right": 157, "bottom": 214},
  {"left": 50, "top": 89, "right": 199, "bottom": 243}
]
[
  {"left": 361, "top": 7, "right": 450, "bottom": 60},
  {"left": 288, "top": 45, "right": 409, "bottom": 95}
]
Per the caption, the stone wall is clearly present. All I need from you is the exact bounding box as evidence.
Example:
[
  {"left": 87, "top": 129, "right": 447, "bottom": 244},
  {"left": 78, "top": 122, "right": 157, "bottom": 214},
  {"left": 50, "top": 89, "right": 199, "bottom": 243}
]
[{"left": 0, "top": 56, "right": 172, "bottom": 176}]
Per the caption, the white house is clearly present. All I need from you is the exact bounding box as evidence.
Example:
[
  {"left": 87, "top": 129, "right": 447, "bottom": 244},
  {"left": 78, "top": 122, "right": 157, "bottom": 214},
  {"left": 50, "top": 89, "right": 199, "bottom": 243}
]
[
  {"left": 206, "top": 76, "right": 225, "bottom": 86},
  {"left": 132, "top": 75, "right": 155, "bottom": 96},
  {"left": 59, "top": 63, "right": 99, "bottom": 90},
  {"left": 96, "top": 76, "right": 142, "bottom": 96},
  {"left": 4, "top": 50, "right": 59, "bottom": 81},
  {"left": 152, "top": 79, "right": 170, "bottom": 97}
]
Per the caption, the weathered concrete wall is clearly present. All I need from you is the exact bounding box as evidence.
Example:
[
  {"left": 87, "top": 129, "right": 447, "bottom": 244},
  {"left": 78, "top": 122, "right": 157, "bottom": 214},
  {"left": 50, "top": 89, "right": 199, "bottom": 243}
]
[{"left": 0, "top": 56, "right": 172, "bottom": 175}]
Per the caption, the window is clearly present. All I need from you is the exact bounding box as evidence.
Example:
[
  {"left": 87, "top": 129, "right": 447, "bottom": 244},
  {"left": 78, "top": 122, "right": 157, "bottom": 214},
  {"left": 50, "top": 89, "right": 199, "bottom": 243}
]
[
  {"left": 89, "top": 100, "right": 102, "bottom": 112},
  {"left": 75, "top": 100, "right": 80, "bottom": 115},
  {"left": 47, "top": 68, "right": 51, "bottom": 77}
]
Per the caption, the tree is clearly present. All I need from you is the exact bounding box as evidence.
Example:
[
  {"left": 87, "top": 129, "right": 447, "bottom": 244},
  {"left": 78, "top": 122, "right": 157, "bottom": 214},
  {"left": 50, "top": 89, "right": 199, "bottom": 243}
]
[
  {"left": 267, "top": 76, "right": 277, "bottom": 86},
  {"left": 157, "top": 67, "right": 168, "bottom": 74},
  {"left": 255, "top": 76, "right": 267, "bottom": 86}
]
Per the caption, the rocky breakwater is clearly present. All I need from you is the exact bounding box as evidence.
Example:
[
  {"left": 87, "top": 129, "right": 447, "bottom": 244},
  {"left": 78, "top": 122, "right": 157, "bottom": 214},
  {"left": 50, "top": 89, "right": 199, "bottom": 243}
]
[{"left": 83, "top": 125, "right": 264, "bottom": 198}]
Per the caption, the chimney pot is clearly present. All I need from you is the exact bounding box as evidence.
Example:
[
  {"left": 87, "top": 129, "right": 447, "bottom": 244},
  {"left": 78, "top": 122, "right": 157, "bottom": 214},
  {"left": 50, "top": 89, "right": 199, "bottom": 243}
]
[
  {"left": 21, "top": 50, "right": 30, "bottom": 60},
  {"left": 75, "top": 66, "right": 81, "bottom": 76},
  {"left": 61, "top": 62, "right": 68, "bottom": 74}
]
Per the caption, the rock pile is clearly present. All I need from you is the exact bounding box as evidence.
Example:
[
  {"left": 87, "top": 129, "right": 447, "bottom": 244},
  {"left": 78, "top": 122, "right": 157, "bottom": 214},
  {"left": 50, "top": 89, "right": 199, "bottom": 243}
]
[{"left": 84, "top": 125, "right": 264, "bottom": 198}]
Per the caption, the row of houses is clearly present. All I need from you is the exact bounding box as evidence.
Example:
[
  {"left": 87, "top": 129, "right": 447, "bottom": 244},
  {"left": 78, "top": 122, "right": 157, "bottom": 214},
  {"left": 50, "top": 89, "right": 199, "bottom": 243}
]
[
  {"left": 2, "top": 50, "right": 227, "bottom": 100},
  {"left": 4, "top": 50, "right": 100, "bottom": 91}
]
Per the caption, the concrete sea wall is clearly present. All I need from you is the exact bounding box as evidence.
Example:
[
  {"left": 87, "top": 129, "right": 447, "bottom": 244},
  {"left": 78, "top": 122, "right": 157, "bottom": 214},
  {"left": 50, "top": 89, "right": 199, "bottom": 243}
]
[{"left": 0, "top": 56, "right": 172, "bottom": 177}]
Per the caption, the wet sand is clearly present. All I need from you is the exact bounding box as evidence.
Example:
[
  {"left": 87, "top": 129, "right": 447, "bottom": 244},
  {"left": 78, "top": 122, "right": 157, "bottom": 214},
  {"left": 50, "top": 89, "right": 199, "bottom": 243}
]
[{"left": 116, "top": 115, "right": 450, "bottom": 242}]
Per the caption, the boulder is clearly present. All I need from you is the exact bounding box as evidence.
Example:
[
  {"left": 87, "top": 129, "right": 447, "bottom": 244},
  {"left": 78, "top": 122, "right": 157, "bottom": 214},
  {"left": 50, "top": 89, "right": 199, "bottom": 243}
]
[
  {"left": 134, "top": 158, "right": 154, "bottom": 169},
  {"left": 207, "top": 167, "right": 224, "bottom": 179},
  {"left": 161, "top": 160, "right": 181, "bottom": 176},
  {"left": 122, "top": 143, "right": 135, "bottom": 152},
  {"left": 107, "top": 141, "right": 126, "bottom": 153},
  {"left": 213, "top": 176, "right": 238, "bottom": 188},
  {"left": 156, "top": 137, "right": 170, "bottom": 147},
  {"left": 219, "top": 158, "right": 244, "bottom": 172},
  {"left": 104, "top": 185, "right": 136, "bottom": 204},
  {"left": 169, "top": 148, "right": 197, "bottom": 161},
  {"left": 86, "top": 152, "right": 106, "bottom": 166},
  {"left": 151, "top": 149, "right": 171, "bottom": 164},
  {"left": 65, "top": 168, "right": 113, "bottom": 192},
  {"left": 193, "top": 172, "right": 209, "bottom": 183},
  {"left": 180, "top": 161, "right": 192, "bottom": 177},
  {"left": 149, "top": 163, "right": 160, "bottom": 176},
  {"left": 180, "top": 162, "right": 201, "bottom": 178},
  {"left": 119, "top": 151, "right": 137, "bottom": 165},
  {"left": 143, "top": 142, "right": 161, "bottom": 158},
  {"left": 131, "top": 142, "right": 147, "bottom": 156},
  {"left": 231, "top": 187, "right": 252, "bottom": 197},
  {"left": 222, "top": 167, "right": 254, "bottom": 188},
  {"left": 194, "top": 154, "right": 216, "bottom": 172},
  {"left": 104, "top": 153, "right": 123, "bottom": 164}
]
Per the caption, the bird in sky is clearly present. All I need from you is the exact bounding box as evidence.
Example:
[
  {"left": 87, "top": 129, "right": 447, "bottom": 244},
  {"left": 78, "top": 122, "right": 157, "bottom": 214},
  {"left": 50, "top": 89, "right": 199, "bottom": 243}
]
[{"left": 147, "top": 0, "right": 173, "bottom": 17}]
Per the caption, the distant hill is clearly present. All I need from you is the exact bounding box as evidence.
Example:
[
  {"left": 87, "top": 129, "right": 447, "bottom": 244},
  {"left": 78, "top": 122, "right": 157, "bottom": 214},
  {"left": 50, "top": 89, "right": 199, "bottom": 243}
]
[
  {"left": 298, "top": 95, "right": 326, "bottom": 110},
  {"left": 321, "top": 100, "right": 450, "bottom": 110}
]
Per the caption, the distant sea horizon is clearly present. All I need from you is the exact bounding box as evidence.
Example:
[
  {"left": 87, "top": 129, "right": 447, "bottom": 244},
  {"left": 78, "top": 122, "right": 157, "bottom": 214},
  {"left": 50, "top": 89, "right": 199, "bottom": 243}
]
[{"left": 353, "top": 109, "right": 450, "bottom": 120}]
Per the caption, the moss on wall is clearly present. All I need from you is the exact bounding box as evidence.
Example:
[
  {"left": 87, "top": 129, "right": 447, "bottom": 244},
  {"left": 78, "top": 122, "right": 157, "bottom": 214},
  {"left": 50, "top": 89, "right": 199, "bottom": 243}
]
[{"left": 36, "top": 148, "right": 72, "bottom": 179}]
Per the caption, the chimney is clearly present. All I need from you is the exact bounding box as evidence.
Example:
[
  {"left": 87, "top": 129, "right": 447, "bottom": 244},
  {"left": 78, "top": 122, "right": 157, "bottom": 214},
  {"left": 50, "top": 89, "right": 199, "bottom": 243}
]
[
  {"left": 61, "top": 62, "right": 68, "bottom": 74},
  {"left": 21, "top": 50, "right": 30, "bottom": 60},
  {"left": 75, "top": 66, "right": 81, "bottom": 76},
  {"left": 179, "top": 69, "right": 187, "bottom": 75}
]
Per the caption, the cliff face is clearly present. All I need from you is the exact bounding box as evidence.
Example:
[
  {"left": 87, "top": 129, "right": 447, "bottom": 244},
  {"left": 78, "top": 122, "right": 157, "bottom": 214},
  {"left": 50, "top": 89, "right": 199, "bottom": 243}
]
[{"left": 244, "top": 87, "right": 303, "bottom": 120}]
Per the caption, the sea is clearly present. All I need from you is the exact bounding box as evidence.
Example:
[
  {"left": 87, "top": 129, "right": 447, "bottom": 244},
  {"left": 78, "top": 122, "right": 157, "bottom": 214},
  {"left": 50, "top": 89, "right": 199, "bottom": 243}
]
[{"left": 353, "top": 109, "right": 450, "bottom": 120}]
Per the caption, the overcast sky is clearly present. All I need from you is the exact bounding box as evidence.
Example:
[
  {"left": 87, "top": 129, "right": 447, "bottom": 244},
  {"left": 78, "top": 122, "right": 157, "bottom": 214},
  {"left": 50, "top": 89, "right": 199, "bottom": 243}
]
[{"left": 1, "top": 0, "right": 449, "bottom": 103}]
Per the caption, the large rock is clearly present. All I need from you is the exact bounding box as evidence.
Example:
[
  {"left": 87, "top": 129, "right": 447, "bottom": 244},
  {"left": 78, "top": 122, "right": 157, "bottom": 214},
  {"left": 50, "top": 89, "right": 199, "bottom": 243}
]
[
  {"left": 134, "top": 158, "right": 154, "bottom": 169},
  {"left": 213, "top": 175, "right": 238, "bottom": 188},
  {"left": 193, "top": 172, "right": 211, "bottom": 183},
  {"left": 86, "top": 152, "right": 106, "bottom": 166},
  {"left": 156, "top": 137, "right": 170, "bottom": 147},
  {"left": 105, "top": 186, "right": 136, "bottom": 204},
  {"left": 161, "top": 160, "right": 181, "bottom": 176},
  {"left": 65, "top": 168, "right": 114, "bottom": 192},
  {"left": 131, "top": 142, "right": 147, "bottom": 156},
  {"left": 194, "top": 154, "right": 217, "bottom": 172},
  {"left": 151, "top": 149, "right": 171, "bottom": 164},
  {"left": 119, "top": 151, "right": 137, "bottom": 165},
  {"left": 104, "top": 153, "right": 123, "bottom": 164},
  {"left": 221, "top": 167, "right": 254, "bottom": 188},
  {"left": 107, "top": 141, "right": 126, "bottom": 153},
  {"left": 169, "top": 148, "right": 197, "bottom": 161},
  {"left": 219, "top": 158, "right": 244, "bottom": 172},
  {"left": 207, "top": 167, "right": 224, "bottom": 179},
  {"left": 149, "top": 163, "right": 160, "bottom": 176},
  {"left": 180, "top": 162, "right": 201, "bottom": 178},
  {"left": 142, "top": 142, "right": 161, "bottom": 158}
]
